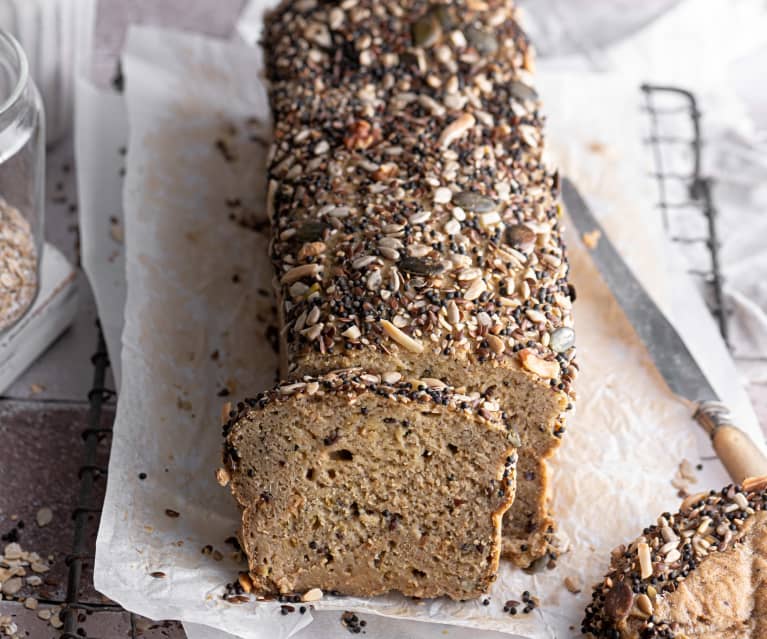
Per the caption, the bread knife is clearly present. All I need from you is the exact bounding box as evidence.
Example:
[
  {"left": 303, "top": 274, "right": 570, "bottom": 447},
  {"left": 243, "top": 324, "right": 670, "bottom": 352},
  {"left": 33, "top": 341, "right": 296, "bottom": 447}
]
[{"left": 561, "top": 177, "right": 767, "bottom": 483}]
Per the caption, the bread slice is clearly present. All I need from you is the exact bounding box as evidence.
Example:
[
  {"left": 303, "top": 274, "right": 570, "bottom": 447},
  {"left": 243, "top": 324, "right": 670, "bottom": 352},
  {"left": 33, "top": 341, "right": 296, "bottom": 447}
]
[
  {"left": 219, "top": 369, "right": 519, "bottom": 600},
  {"left": 582, "top": 476, "right": 767, "bottom": 638}
]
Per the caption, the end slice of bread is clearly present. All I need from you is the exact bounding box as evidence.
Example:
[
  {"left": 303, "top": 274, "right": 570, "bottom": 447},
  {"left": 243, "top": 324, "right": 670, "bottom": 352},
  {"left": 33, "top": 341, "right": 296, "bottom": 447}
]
[
  {"left": 583, "top": 478, "right": 767, "bottom": 638},
  {"left": 220, "top": 368, "right": 519, "bottom": 600}
]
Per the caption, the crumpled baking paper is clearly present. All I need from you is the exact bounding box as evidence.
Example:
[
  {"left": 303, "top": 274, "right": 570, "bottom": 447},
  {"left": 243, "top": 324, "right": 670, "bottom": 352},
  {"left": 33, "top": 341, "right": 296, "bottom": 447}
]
[{"left": 84, "top": 14, "right": 763, "bottom": 639}]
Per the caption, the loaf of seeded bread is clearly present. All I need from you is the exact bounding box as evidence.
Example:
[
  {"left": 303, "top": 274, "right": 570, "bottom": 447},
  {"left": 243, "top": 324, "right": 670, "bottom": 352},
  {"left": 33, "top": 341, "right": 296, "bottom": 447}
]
[
  {"left": 582, "top": 476, "right": 767, "bottom": 639},
  {"left": 262, "top": 0, "right": 576, "bottom": 568},
  {"left": 220, "top": 369, "right": 518, "bottom": 599}
]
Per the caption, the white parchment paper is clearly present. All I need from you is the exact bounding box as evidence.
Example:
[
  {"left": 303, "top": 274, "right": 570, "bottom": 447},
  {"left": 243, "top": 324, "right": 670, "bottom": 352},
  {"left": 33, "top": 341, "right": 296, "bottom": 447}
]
[{"left": 83, "top": 17, "right": 763, "bottom": 639}]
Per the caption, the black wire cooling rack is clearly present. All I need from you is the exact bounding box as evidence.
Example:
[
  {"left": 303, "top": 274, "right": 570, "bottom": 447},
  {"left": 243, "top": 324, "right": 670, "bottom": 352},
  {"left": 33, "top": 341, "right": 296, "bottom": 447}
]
[
  {"left": 640, "top": 83, "right": 730, "bottom": 344},
  {"left": 59, "top": 327, "right": 131, "bottom": 639},
  {"left": 57, "top": 83, "right": 739, "bottom": 639}
]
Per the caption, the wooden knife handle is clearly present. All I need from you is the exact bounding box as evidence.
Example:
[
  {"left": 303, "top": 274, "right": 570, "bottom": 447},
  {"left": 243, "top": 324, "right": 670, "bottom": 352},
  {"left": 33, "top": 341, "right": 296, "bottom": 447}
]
[{"left": 694, "top": 400, "right": 767, "bottom": 483}]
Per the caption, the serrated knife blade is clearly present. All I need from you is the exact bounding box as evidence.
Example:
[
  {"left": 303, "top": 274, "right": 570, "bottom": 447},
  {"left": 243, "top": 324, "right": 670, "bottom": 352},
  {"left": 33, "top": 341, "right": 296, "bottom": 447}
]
[
  {"left": 561, "top": 177, "right": 767, "bottom": 482},
  {"left": 561, "top": 178, "right": 717, "bottom": 402}
]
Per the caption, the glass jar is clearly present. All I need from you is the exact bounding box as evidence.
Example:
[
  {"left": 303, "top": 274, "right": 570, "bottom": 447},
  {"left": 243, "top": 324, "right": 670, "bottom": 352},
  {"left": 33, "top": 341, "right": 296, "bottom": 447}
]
[
  {"left": 0, "top": 0, "right": 95, "bottom": 144},
  {"left": 0, "top": 29, "right": 44, "bottom": 332}
]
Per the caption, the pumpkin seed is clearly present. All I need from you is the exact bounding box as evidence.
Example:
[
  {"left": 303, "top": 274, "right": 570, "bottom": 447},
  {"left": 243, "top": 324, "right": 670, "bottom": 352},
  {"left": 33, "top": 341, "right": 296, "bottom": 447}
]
[
  {"left": 412, "top": 14, "right": 441, "bottom": 48},
  {"left": 509, "top": 80, "right": 538, "bottom": 103},
  {"left": 464, "top": 26, "right": 497, "bottom": 54},
  {"left": 453, "top": 191, "right": 496, "bottom": 213},
  {"left": 430, "top": 3, "right": 452, "bottom": 28},
  {"left": 398, "top": 256, "right": 444, "bottom": 276},
  {"left": 294, "top": 220, "right": 326, "bottom": 243},
  {"left": 550, "top": 327, "right": 575, "bottom": 353},
  {"left": 604, "top": 582, "right": 633, "bottom": 621}
]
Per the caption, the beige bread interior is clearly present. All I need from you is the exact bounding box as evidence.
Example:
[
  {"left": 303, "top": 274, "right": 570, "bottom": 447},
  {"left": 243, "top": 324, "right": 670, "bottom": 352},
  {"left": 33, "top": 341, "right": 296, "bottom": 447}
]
[
  {"left": 291, "top": 349, "right": 568, "bottom": 566},
  {"left": 619, "top": 512, "right": 767, "bottom": 639},
  {"left": 223, "top": 374, "right": 518, "bottom": 600}
]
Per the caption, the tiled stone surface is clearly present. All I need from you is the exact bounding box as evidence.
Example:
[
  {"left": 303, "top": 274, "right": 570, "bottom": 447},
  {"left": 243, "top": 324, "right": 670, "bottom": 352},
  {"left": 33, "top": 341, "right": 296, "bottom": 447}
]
[
  {"left": 0, "top": 401, "right": 113, "bottom": 604},
  {"left": 0, "top": 601, "right": 184, "bottom": 639},
  {"left": 0, "top": 400, "right": 186, "bottom": 637}
]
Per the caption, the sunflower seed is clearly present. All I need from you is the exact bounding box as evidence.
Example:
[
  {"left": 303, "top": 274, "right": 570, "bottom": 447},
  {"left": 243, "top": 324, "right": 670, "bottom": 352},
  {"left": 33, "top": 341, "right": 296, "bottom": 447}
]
[
  {"left": 525, "top": 309, "right": 546, "bottom": 323},
  {"left": 366, "top": 270, "right": 382, "bottom": 290},
  {"left": 664, "top": 548, "right": 681, "bottom": 564},
  {"left": 447, "top": 300, "right": 461, "bottom": 324},
  {"left": 463, "top": 278, "right": 487, "bottom": 301},
  {"left": 635, "top": 593, "right": 653, "bottom": 616},
  {"left": 734, "top": 492, "right": 749, "bottom": 509},
  {"left": 382, "top": 371, "right": 402, "bottom": 384},
  {"left": 306, "top": 305, "right": 321, "bottom": 325},
  {"left": 409, "top": 210, "right": 432, "bottom": 225},
  {"left": 328, "top": 7, "right": 344, "bottom": 29},
  {"left": 479, "top": 211, "right": 501, "bottom": 228},
  {"left": 352, "top": 255, "right": 377, "bottom": 269},
  {"left": 302, "top": 323, "right": 324, "bottom": 341},
  {"left": 518, "top": 124, "right": 539, "bottom": 148},
  {"left": 379, "top": 237, "right": 404, "bottom": 250},
  {"left": 2, "top": 578, "right": 22, "bottom": 595},
  {"left": 380, "top": 247, "right": 400, "bottom": 261},
  {"left": 457, "top": 267, "right": 482, "bottom": 281},
  {"left": 563, "top": 576, "right": 582, "bottom": 594},
  {"left": 486, "top": 334, "right": 505, "bottom": 354},
  {"left": 439, "top": 113, "right": 475, "bottom": 148},
  {"left": 281, "top": 264, "right": 321, "bottom": 285},
  {"left": 419, "top": 95, "right": 446, "bottom": 117}
]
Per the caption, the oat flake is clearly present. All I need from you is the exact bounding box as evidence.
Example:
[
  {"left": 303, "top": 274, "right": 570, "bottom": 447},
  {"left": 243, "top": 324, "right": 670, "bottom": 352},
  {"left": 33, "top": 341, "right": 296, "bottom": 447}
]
[{"left": 0, "top": 201, "right": 37, "bottom": 330}]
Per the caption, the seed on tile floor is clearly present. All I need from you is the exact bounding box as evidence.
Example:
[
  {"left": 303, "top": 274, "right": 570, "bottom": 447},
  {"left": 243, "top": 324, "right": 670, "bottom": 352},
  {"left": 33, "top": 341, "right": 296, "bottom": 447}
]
[
  {"left": 3, "top": 543, "right": 22, "bottom": 560},
  {"left": 36, "top": 507, "right": 53, "bottom": 527},
  {"left": 1, "top": 577, "right": 22, "bottom": 595}
]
